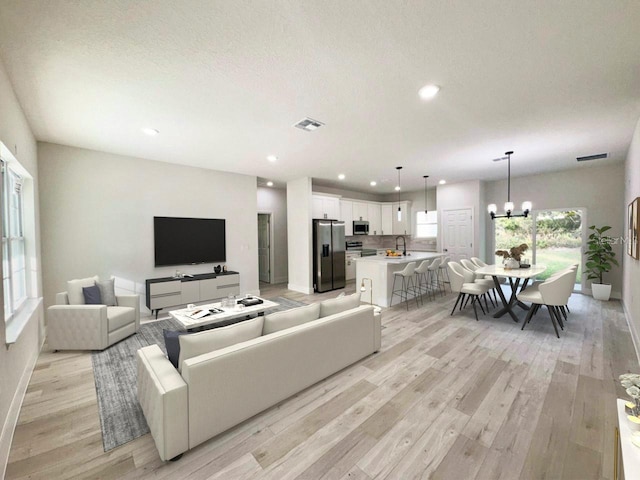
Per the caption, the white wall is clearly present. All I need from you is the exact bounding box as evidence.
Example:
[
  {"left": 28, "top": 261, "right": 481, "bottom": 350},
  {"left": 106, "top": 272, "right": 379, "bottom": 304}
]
[
  {"left": 38, "top": 143, "right": 260, "bottom": 311},
  {"left": 624, "top": 117, "right": 640, "bottom": 352},
  {"left": 287, "top": 177, "right": 313, "bottom": 294},
  {"left": 257, "top": 187, "right": 288, "bottom": 284},
  {"left": 312, "top": 184, "right": 384, "bottom": 202},
  {"left": 0, "top": 60, "right": 43, "bottom": 477},
  {"left": 436, "top": 180, "right": 484, "bottom": 257},
  {"left": 484, "top": 163, "right": 625, "bottom": 296}
]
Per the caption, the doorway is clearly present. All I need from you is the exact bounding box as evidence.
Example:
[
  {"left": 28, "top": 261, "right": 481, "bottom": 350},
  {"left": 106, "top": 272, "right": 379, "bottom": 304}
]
[
  {"left": 258, "top": 213, "right": 271, "bottom": 283},
  {"left": 442, "top": 208, "right": 474, "bottom": 261}
]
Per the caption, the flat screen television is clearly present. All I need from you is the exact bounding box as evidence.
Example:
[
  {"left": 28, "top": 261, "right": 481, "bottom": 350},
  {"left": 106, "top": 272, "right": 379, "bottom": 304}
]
[{"left": 154, "top": 216, "right": 226, "bottom": 266}]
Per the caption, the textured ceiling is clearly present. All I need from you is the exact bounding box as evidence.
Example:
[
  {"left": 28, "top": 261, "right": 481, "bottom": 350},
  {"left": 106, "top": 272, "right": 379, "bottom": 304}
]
[{"left": 0, "top": 1, "right": 639, "bottom": 193}]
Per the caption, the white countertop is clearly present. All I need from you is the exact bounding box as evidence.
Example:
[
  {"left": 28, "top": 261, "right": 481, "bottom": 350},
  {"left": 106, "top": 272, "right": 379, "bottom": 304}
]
[{"left": 354, "top": 251, "right": 443, "bottom": 264}]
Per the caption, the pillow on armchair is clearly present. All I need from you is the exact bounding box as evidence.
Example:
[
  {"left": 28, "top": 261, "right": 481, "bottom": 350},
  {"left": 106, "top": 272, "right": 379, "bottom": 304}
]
[
  {"left": 82, "top": 285, "right": 102, "bottom": 305},
  {"left": 67, "top": 276, "right": 99, "bottom": 305},
  {"left": 97, "top": 277, "right": 118, "bottom": 306}
]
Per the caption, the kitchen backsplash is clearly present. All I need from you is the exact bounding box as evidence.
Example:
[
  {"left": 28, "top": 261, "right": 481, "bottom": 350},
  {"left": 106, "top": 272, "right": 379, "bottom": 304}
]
[{"left": 346, "top": 235, "right": 438, "bottom": 252}]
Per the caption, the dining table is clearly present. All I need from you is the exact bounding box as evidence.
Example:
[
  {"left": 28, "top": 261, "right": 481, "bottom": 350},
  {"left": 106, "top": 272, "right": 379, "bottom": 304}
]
[{"left": 474, "top": 264, "right": 547, "bottom": 322}]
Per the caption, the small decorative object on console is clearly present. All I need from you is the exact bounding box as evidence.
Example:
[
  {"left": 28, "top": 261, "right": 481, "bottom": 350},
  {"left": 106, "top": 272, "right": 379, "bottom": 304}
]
[
  {"left": 620, "top": 373, "right": 640, "bottom": 432},
  {"left": 239, "top": 297, "right": 263, "bottom": 307},
  {"left": 214, "top": 265, "right": 222, "bottom": 273}
]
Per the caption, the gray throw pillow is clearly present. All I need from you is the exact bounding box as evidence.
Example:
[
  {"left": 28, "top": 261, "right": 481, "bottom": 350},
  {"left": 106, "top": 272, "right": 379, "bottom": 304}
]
[
  {"left": 97, "top": 278, "right": 117, "bottom": 306},
  {"left": 82, "top": 285, "right": 102, "bottom": 305}
]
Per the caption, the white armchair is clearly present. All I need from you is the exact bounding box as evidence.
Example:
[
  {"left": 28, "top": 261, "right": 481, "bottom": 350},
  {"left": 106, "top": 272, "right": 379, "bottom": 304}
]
[{"left": 47, "top": 290, "right": 140, "bottom": 351}]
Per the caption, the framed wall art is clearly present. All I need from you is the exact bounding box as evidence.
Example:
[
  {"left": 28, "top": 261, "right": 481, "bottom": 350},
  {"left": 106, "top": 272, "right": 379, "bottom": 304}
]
[{"left": 629, "top": 197, "right": 639, "bottom": 259}]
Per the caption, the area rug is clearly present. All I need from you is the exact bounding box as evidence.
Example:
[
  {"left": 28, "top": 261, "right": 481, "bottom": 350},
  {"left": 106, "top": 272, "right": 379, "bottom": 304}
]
[{"left": 91, "top": 296, "right": 306, "bottom": 452}]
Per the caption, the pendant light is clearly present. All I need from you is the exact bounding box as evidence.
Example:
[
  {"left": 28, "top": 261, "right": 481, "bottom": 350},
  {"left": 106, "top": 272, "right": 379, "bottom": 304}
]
[
  {"left": 423, "top": 175, "right": 429, "bottom": 214},
  {"left": 488, "top": 151, "right": 532, "bottom": 219},
  {"left": 396, "top": 166, "right": 403, "bottom": 221}
]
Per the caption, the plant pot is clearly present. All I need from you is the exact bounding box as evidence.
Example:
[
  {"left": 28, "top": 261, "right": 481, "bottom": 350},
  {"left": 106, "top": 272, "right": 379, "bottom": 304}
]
[{"left": 591, "top": 283, "right": 612, "bottom": 301}]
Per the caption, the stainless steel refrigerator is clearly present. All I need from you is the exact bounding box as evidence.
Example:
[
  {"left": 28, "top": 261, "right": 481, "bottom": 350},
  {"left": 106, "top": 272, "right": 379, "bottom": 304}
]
[{"left": 313, "top": 219, "right": 346, "bottom": 292}]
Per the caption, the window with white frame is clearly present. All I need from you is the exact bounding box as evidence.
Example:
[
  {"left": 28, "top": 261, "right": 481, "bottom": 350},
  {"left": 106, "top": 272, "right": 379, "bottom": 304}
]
[
  {"left": 415, "top": 210, "right": 438, "bottom": 238},
  {"left": 2, "top": 161, "right": 27, "bottom": 320}
]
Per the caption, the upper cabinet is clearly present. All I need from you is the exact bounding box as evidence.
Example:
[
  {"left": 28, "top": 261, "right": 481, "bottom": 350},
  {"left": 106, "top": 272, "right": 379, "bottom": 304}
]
[
  {"left": 392, "top": 201, "right": 412, "bottom": 235},
  {"left": 312, "top": 194, "right": 340, "bottom": 220},
  {"left": 313, "top": 193, "right": 413, "bottom": 237},
  {"left": 352, "top": 201, "right": 368, "bottom": 222},
  {"left": 368, "top": 203, "right": 381, "bottom": 235},
  {"left": 380, "top": 204, "right": 393, "bottom": 235},
  {"left": 340, "top": 199, "right": 354, "bottom": 236}
]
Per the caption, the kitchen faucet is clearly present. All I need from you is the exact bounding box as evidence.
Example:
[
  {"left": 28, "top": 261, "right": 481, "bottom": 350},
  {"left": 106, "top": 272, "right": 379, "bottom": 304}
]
[{"left": 395, "top": 236, "right": 406, "bottom": 256}]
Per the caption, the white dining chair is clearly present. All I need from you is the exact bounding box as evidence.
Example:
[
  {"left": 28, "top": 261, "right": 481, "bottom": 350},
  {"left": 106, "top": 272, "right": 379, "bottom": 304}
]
[
  {"left": 460, "top": 258, "right": 496, "bottom": 308},
  {"left": 517, "top": 270, "right": 575, "bottom": 338},
  {"left": 448, "top": 261, "right": 491, "bottom": 321}
]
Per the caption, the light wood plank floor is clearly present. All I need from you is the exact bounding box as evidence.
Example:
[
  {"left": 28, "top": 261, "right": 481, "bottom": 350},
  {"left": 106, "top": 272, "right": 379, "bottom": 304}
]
[{"left": 6, "top": 282, "right": 638, "bottom": 479}]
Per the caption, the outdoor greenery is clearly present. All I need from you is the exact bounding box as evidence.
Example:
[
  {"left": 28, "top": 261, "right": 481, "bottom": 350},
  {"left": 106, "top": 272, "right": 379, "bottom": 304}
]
[
  {"left": 494, "top": 210, "right": 583, "bottom": 282},
  {"left": 584, "top": 225, "right": 618, "bottom": 285}
]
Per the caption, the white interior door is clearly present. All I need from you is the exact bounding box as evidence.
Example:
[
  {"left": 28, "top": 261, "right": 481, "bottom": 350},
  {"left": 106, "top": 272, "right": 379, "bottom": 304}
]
[
  {"left": 442, "top": 208, "right": 473, "bottom": 261},
  {"left": 258, "top": 213, "right": 270, "bottom": 283}
]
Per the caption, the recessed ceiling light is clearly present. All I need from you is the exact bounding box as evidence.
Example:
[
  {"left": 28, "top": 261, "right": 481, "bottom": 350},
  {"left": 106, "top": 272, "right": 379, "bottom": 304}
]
[
  {"left": 394, "top": 186, "right": 401, "bottom": 191},
  {"left": 266, "top": 181, "right": 274, "bottom": 187},
  {"left": 439, "top": 179, "right": 446, "bottom": 185},
  {"left": 370, "top": 181, "right": 377, "bottom": 186},
  {"left": 267, "top": 155, "right": 278, "bottom": 162},
  {"left": 338, "top": 174, "right": 346, "bottom": 180},
  {"left": 418, "top": 84, "right": 440, "bottom": 100},
  {"left": 142, "top": 127, "right": 159, "bottom": 136}
]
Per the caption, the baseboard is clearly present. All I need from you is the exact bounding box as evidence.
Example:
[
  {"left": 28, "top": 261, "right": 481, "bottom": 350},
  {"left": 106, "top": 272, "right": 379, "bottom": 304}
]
[
  {"left": 287, "top": 283, "right": 313, "bottom": 295},
  {"left": 272, "top": 276, "right": 288, "bottom": 284},
  {"left": 0, "top": 322, "right": 44, "bottom": 479},
  {"left": 622, "top": 299, "right": 640, "bottom": 365}
]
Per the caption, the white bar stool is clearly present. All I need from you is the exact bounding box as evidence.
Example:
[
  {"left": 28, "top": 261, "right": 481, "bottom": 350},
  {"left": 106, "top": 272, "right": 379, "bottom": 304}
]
[
  {"left": 427, "top": 257, "right": 444, "bottom": 296},
  {"left": 414, "top": 260, "right": 434, "bottom": 304},
  {"left": 390, "top": 262, "right": 418, "bottom": 310}
]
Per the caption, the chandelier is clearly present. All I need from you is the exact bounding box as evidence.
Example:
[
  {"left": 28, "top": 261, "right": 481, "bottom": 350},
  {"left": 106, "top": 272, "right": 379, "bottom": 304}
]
[{"left": 487, "top": 151, "right": 532, "bottom": 219}]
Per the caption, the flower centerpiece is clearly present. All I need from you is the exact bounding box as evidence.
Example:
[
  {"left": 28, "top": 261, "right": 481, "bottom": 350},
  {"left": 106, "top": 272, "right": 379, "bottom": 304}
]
[
  {"left": 620, "top": 373, "right": 640, "bottom": 419},
  {"left": 495, "top": 244, "right": 529, "bottom": 269}
]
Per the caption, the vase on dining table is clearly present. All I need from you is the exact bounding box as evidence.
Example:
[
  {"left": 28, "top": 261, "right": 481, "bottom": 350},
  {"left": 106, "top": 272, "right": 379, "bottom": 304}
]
[{"left": 504, "top": 258, "right": 520, "bottom": 270}]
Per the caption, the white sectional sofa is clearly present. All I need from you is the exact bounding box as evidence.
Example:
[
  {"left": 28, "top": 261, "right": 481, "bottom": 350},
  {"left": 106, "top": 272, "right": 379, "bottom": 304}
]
[{"left": 137, "top": 295, "right": 381, "bottom": 461}]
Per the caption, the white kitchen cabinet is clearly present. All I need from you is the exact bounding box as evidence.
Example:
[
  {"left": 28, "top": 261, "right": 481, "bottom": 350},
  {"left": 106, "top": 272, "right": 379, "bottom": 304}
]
[
  {"left": 380, "top": 204, "right": 393, "bottom": 235},
  {"left": 392, "top": 201, "right": 412, "bottom": 235},
  {"left": 352, "top": 201, "right": 368, "bottom": 222},
  {"left": 312, "top": 194, "right": 340, "bottom": 220},
  {"left": 340, "top": 199, "right": 354, "bottom": 236},
  {"left": 368, "top": 203, "right": 382, "bottom": 235}
]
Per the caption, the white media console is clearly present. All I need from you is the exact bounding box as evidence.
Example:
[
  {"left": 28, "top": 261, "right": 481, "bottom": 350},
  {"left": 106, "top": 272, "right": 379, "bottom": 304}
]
[{"left": 145, "top": 272, "right": 240, "bottom": 318}]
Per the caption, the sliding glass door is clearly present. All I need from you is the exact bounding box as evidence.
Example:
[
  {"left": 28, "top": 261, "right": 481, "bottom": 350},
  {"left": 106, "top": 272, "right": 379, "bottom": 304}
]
[{"left": 494, "top": 208, "right": 584, "bottom": 288}]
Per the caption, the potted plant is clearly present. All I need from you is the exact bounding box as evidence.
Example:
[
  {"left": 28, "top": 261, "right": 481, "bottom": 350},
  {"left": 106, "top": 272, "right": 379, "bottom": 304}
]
[{"left": 584, "top": 225, "right": 618, "bottom": 301}]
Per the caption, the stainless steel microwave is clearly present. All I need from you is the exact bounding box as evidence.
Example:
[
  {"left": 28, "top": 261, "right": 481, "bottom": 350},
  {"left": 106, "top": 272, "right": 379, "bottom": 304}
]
[{"left": 353, "top": 221, "right": 369, "bottom": 235}]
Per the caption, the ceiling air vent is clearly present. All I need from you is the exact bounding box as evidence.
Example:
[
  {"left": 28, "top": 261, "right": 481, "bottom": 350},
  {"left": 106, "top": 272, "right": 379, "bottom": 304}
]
[
  {"left": 293, "top": 117, "right": 325, "bottom": 131},
  {"left": 577, "top": 153, "right": 608, "bottom": 162}
]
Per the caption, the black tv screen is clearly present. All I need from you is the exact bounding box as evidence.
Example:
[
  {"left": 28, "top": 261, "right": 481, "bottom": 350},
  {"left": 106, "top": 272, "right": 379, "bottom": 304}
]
[{"left": 154, "top": 217, "right": 226, "bottom": 266}]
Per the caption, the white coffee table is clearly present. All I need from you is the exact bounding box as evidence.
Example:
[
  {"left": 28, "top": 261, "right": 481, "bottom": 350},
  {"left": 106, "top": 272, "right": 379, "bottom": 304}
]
[{"left": 169, "top": 297, "right": 279, "bottom": 331}]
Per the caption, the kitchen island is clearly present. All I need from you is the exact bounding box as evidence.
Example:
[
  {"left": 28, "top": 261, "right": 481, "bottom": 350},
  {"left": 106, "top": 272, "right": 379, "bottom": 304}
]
[{"left": 355, "top": 251, "right": 444, "bottom": 307}]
